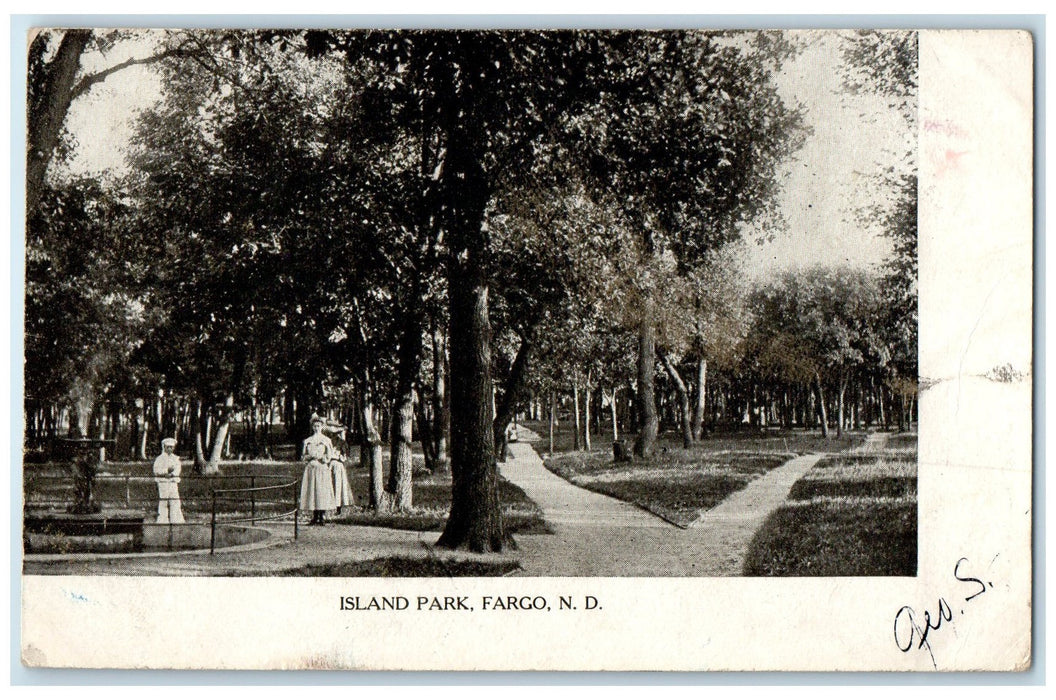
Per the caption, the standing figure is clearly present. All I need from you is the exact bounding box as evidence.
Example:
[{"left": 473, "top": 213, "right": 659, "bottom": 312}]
[
  {"left": 330, "top": 452, "right": 355, "bottom": 514},
  {"left": 300, "top": 416, "right": 336, "bottom": 525},
  {"left": 153, "top": 437, "right": 185, "bottom": 524}
]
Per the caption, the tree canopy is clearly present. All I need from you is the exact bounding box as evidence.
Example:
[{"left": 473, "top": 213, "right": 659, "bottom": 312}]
[{"left": 24, "top": 28, "right": 918, "bottom": 549}]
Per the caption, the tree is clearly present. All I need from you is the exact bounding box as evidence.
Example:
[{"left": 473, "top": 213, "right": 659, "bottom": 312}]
[
  {"left": 25, "top": 177, "right": 139, "bottom": 441},
  {"left": 841, "top": 30, "right": 917, "bottom": 125},
  {"left": 842, "top": 30, "right": 918, "bottom": 425},
  {"left": 125, "top": 33, "right": 391, "bottom": 472},
  {"left": 489, "top": 182, "right": 633, "bottom": 458},
  {"left": 566, "top": 31, "right": 807, "bottom": 457},
  {"left": 26, "top": 29, "right": 199, "bottom": 217},
  {"left": 35, "top": 29, "right": 809, "bottom": 552},
  {"left": 25, "top": 30, "right": 210, "bottom": 451},
  {"left": 652, "top": 245, "right": 751, "bottom": 446},
  {"left": 748, "top": 266, "right": 887, "bottom": 437},
  {"left": 681, "top": 247, "right": 752, "bottom": 439},
  {"left": 299, "top": 30, "right": 614, "bottom": 551}
]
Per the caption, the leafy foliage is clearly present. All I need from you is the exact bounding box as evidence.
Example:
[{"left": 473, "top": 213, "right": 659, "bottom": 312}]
[
  {"left": 25, "top": 178, "right": 142, "bottom": 408},
  {"left": 747, "top": 265, "right": 889, "bottom": 388}
]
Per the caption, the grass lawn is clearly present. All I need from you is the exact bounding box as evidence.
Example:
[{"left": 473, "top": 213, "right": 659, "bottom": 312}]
[
  {"left": 787, "top": 454, "right": 917, "bottom": 500},
  {"left": 334, "top": 472, "right": 550, "bottom": 535},
  {"left": 523, "top": 420, "right": 866, "bottom": 457},
  {"left": 24, "top": 462, "right": 301, "bottom": 518},
  {"left": 536, "top": 421, "right": 867, "bottom": 527},
  {"left": 742, "top": 497, "right": 917, "bottom": 576},
  {"left": 265, "top": 557, "right": 520, "bottom": 577},
  {"left": 886, "top": 433, "right": 919, "bottom": 451},
  {"left": 24, "top": 458, "right": 548, "bottom": 535},
  {"left": 744, "top": 437, "right": 918, "bottom": 576}
]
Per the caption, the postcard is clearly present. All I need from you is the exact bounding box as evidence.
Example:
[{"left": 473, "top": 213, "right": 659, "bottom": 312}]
[{"left": 18, "top": 27, "right": 1032, "bottom": 671}]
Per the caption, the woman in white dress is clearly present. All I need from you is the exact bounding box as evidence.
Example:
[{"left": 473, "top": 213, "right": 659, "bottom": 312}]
[{"left": 300, "top": 416, "right": 336, "bottom": 524}]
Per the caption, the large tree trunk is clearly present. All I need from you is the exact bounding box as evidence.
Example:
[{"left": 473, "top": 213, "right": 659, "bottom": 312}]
[
  {"left": 154, "top": 391, "right": 165, "bottom": 446},
  {"left": 431, "top": 325, "right": 450, "bottom": 474},
  {"left": 439, "top": 352, "right": 451, "bottom": 472},
  {"left": 387, "top": 313, "right": 423, "bottom": 511},
  {"left": 692, "top": 358, "right": 707, "bottom": 441},
  {"left": 583, "top": 371, "right": 592, "bottom": 452},
  {"left": 658, "top": 348, "right": 693, "bottom": 449},
  {"left": 96, "top": 402, "right": 107, "bottom": 464},
  {"left": 813, "top": 372, "right": 830, "bottom": 439},
  {"left": 633, "top": 298, "right": 659, "bottom": 458},
  {"left": 852, "top": 379, "right": 862, "bottom": 430},
  {"left": 416, "top": 389, "right": 438, "bottom": 472},
  {"left": 572, "top": 379, "right": 581, "bottom": 451},
  {"left": 548, "top": 390, "right": 556, "bottom": 456},
  {"left": 205, "top": 395, "right": 233, "bottom": 474},
  {"left": 193, "top": 398, "right": 207, "bottom": 471},
  {"left": 138, "top": 398, "right": 149, "bottom": 460},
  {"left": 608, "top": 387, "right": 619, "bottom": 442},
  {"left": 437, "top": 260, "right": 505, "bottom": 551},
  {"left": 436, "top": 135, "right": 506, "bottom": 553},
  {"left": 27, "top": 29, "right": 91, "bottom": 217},
  {"left": 291, "top": 389, "right": 315, "bottom": 459},
  {"left": 387, "top": 394, "right": 414, "bottom": 511},
  {"left": 877, "top": 378, "right": 887, "bottom": 429},
  {"left": 492, "top": 331, "right": 534, "bottom": 459},
  {"left": 357, "top": 375, "right": 385, "bottom": 512},
  {"left": 836, "top": 374, "right": 847, "bottom": 438}
]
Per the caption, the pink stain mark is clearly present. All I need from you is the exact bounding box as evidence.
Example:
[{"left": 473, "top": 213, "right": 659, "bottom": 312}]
[
  {"left": 945, "top": 149, "right": 969, "bottom": 166},
  {"left": 933, "top": 148, "right": 970, "bottom": 178}
]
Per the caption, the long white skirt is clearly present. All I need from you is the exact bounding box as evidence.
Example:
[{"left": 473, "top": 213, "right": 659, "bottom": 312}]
[
  {"left": 300, "top": 461, "right": 336, "bottom": 511},
  {"left": 331, "top": 459, "right": 355, "bottom": 509}
]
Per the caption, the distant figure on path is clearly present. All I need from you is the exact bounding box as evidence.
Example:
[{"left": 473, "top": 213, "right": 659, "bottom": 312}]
[
  {"left": 301, "top": 415, "right": 336, "bottom": 525},
  {"left": 153, "top": 437, "right": 185, "bottom": 524}
]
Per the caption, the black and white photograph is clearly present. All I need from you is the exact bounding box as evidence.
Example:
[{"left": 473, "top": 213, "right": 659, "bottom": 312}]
[{"left": 16, "top": 23, "right": 1032, "bottom": 672}]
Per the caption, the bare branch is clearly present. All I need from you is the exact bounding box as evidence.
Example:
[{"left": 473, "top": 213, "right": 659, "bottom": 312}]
[{"left": 69, "top": 43, "right": 198, "bottom": 100}]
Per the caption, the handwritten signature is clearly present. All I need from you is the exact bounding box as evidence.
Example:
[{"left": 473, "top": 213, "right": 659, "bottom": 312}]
[
  {"left": 893, "top": 557, "right": 993, "bottom": 669},
  {"left": 64, "top": 589, "right": 91, "bottom": 603}
]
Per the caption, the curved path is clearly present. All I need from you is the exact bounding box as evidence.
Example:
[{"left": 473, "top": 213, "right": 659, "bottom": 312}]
[
  {"left": 22, "top": 522, "right": 518, "bottom": 577},
  {"left": 502, "top": 433, "right": 825, "bottom": 576},
  {"left": 25, "top": 434, "right": 849, "bottom": 577}
]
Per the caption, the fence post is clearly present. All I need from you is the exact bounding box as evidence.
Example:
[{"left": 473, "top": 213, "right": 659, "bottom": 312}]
[
  {"left": 250, "top": 476, "right": 256, "bottom": 523},
  {"left": 293, "top": 481, "right": 299, "bottom": 541},
  {"left": 125, "top": 475, "right": 131, "bottom": 508},
  {"left": 210, "top": 490, "right": 217, "bottom": 555}
]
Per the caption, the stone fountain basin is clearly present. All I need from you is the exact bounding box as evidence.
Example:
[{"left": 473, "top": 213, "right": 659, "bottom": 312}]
[{"left": 23, "top": 509, "right": 271, "bottom": 555}]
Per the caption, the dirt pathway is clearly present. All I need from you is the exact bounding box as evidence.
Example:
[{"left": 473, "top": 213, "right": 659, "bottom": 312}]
[
  {"left": 500, "top": 442, "right": 669, "bottom": 529},
  {"left": 26, "top": 433, "right": 856, "bottom": 577},
  {"left": 502, "top": 433, "right": 825, "bottom": 576},
  {"left": 23, "top": 521, "right": 515, "bottom": 576}
]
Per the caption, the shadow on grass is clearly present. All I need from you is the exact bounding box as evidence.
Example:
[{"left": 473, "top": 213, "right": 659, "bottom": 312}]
[
  {"left": 331, "top": 476, "right": 551, "bottom": 535},
  {"left": 522, "top": 421, "right": 868, "bottom": 457},
  {"left": 571, "top": 471, "right": 764, "bottom": 527},
  {"left": 534, "top": 423, "right": 871, "bottom": 527},
  {"left": 745, "top": 445, "right": 918, "bottom": 576},
  {"left": 743, "top": 499, "right": 917, "bottom": 576},
  {"left": 259, "top": 557, "right": 521, "bottom": 577},
  {"left": 545, "top": 450, "right": 788, "bottom": 527}
]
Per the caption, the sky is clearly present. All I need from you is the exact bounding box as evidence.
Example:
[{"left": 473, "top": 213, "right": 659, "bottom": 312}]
[
  {"left": 740, "top": 31, "right": 910, "bottom": 277},
  {"left": 59, "top": 29, "right": 914, "bottom": 278}
]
